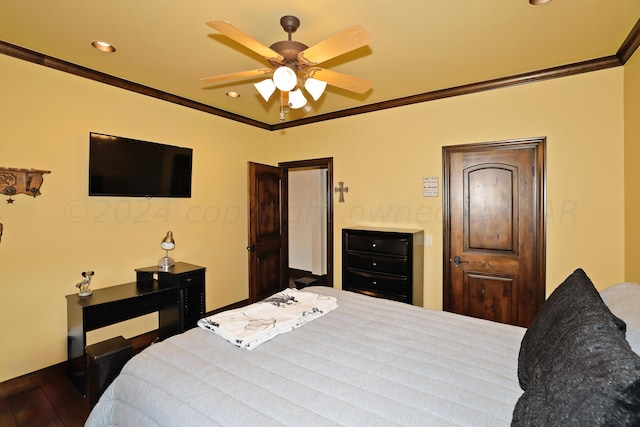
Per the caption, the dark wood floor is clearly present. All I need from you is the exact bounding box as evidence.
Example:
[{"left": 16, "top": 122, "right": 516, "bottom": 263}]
[
  {"left": 0, "top": 277, "right": 326, "bottom": 426},
  {"left": 0, "top": 363, "right": 90, "bottom": 427},
  {"left": 0, "top": 331, "right": 157, "bottom": 427}
]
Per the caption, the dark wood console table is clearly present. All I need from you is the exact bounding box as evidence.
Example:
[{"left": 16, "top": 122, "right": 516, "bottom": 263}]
[{"left": 66, "top": 262, "right": 205, "bottom": 394}]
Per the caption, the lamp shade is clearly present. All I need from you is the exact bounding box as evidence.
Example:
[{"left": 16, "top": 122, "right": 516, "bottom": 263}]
[
  {"left": 160, "top": 231, "right": 175, "bottom": 250},
  {"left": 254, "top": 79, "right": 276, "bottom": 102},
  {"left": 159, "top": 231, "right": 175, "bottom": 269},
  {"left": 304, "top": 77, "right": 327, "bottom": 101},
  {"left": 288, "top": 89, "right": 307, "bottom": 109},
  {"left": 272, "top": 66, "right": 298, "bottom": 92}
]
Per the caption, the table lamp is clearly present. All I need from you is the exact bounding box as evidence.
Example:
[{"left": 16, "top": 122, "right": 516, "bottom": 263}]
[{"left": 158, "top": 231, "right": 175, "bottom": 270}]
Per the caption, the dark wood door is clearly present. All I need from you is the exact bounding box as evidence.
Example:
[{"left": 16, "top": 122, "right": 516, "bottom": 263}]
[
  {"left": 247, "top": 162, "right": 288, "bottom": 303},
  {"left": 443, "top": 138, "right": 546, "bottom": 327}
]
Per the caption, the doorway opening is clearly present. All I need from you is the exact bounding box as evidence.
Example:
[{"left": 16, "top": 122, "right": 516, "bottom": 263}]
[{"left": 279, "top": 158, "right": 334, "bottom": 288}]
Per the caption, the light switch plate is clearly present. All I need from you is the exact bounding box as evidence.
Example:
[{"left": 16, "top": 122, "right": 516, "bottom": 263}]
[{"left": 425, "top": 235, "right": 433, "bottom": 247}]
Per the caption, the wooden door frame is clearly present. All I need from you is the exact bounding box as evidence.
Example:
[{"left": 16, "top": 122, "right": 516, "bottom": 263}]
[
  {"left": 279, "top": 157, "right": 334, "bottom": 287},
  {"left": 442, "top": 137, "right": 546, "bottom": 316}
]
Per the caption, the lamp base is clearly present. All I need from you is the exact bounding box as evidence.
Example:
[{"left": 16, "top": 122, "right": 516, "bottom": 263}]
[{"left": 158, "top": 256, "right": 175, "bottom": 270}]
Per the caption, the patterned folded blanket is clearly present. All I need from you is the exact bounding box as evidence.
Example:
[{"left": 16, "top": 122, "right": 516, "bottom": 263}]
[{"left": 197, "top": 288, "right": 338, "bottom": 349}]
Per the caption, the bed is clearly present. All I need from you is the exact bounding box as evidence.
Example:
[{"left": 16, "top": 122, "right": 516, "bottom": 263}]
[{"left": 86, "top": 270, "right": 640, "bottom": 426}]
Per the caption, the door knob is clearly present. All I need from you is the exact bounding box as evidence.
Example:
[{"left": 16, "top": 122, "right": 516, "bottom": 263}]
[
  {"left": 247, "top": 244, "right": 256, "bottom": 252},
  {"left": 451, "top": 255, "right": 469, "bottom": 267}
]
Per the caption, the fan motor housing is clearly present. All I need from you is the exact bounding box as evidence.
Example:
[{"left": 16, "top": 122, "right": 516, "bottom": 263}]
[{"left": 269, "top": 40, "right": 309, "bottom": 66}]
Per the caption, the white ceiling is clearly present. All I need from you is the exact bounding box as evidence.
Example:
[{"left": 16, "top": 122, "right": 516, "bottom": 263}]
[{"left": 1, "top": 0, "right": 639, "bottom": 127}]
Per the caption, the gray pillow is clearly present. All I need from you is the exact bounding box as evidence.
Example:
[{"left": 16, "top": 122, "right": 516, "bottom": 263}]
[
  {"left": 513, "top": 269, "right": 640, "bottom": 426},
  {"left": 517, "top": 268, "right": 626, "bottom": 390},
  {"left": 512, "top": 300, "right": 640, "bottom": 426}
]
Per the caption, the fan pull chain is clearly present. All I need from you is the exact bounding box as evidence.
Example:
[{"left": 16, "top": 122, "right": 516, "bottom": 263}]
[{"left": 279, "top": 91, "right": 285, "bottom": 122}]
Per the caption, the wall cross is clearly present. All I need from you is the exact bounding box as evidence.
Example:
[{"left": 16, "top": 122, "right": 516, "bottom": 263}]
[{"left": 335, "top": 181, "right": 349, "bottom": 203}]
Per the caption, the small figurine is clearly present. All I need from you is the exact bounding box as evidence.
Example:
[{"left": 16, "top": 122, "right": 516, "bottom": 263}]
[{"left": 76, "top": 271, "right": 95, "bottom": 297}]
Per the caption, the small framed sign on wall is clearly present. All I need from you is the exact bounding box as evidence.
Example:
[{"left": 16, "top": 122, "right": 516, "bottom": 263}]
[{"left": 422, "top": 177, "right": 439, "bottom": 197}]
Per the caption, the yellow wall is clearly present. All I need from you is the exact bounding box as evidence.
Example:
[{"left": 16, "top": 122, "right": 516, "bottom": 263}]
[
  {"left": 0, "top": 51, "right": 628, "bottom": 382},
  {"left": 625, "top": 48, "right": 640, "bottom": 281},
  {"left": 270, "top": 68, "right": 626, "bottom": 308},
  {"left": 0, "top": 54, "right": 269, "bottom": 382}
]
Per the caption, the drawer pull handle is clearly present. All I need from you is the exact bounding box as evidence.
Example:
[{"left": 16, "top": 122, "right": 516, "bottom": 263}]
[
  {"left": 372, "top": 281, "right": 377, "bottom": 285},
  {"left": 371, "top": 243, "right": 377, "bottom": 248},
  {"left": 372, "top": 262, "right": 377, "bottom": 267}
]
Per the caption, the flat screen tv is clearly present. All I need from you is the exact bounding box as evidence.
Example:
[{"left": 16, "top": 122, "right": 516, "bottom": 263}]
[{"left": 89, "top": 132, "right": 192, "bottom": 197}]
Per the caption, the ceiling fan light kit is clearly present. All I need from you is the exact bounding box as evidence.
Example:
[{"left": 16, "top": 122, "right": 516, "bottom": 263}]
[
  {"left": 288, "top": 89, "right": 308, "bottom": 109},
  {"left": 203, "top": 15, "right": 372, "bottom": 121},
  {"left": 304, "top": 77, "right": 327, "bottom": 101},
  {"left": 272, "top": 66, "right": 298, "bottom": 92},
  {"left": 254, "top": 79, "right": 277, "bottom": 102}
]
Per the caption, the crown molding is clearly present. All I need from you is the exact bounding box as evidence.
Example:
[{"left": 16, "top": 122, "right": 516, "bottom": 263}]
[{"left": 1, "top": 17, "right": 638, "bottom": 131}]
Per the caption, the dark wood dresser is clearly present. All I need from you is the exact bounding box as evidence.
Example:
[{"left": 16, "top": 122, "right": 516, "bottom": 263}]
[{"left": 342, "top": 227, "right": 424, "bottom": 305}]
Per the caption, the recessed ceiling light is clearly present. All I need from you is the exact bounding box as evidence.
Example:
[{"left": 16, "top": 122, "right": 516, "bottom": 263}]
[
  {"left": 529, "top": 0, "right": 553, "bottom": 4},
  {"left": 91, "top": 40, "right": 116, "bottom": 53},
  {"left": 226, "top": 91, "right": 240, "bottom": 98}
]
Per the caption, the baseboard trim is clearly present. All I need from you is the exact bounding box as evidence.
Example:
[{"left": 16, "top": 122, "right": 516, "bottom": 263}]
[{"left": 207, "top": 299, "right": 250, "bottom": 316}]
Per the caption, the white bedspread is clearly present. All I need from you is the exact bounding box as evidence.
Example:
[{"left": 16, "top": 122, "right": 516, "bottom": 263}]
[{"left": 86, "top": 287, "right": 526, "bottom": 427}]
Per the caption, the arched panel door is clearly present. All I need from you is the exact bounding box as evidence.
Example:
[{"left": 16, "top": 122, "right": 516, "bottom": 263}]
[{"left": 443, "top": 138, "right": 546, "bottom": 327}]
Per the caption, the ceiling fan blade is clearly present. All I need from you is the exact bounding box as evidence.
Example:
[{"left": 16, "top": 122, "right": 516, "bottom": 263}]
[
  {"left": 200, "top": 68, "right": 273, "bottom": 83},
  {"left": 298, "top": 25, "right": 370, "bottom": 66},
  {"left": 207, "top": 21, "right": 284, "bottom": 62},
  {"left": 308, "top": 68, "right": 372, "bottom": 94}
]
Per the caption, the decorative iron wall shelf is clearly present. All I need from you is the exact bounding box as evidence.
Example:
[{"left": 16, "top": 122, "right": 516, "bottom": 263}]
[{"left": 0, "top": 167, "right": 51, "bottom": 198}]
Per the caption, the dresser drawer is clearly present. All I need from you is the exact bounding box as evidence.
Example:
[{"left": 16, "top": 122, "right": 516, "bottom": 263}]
[
  {"left": 346, "top": 233, "right": 409, "bottom": 256},
  {"left": 346, "top": 252, "right": 408, "bottom": 276},
  {"left": 345, "top": 270, "right": 410, "bottom": 299}
]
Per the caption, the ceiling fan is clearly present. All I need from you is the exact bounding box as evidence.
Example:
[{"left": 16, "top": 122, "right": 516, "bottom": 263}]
[{"left": 201, "top": 16, "right": 372, "bottom": 119}]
